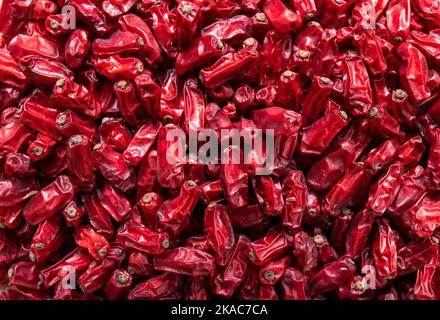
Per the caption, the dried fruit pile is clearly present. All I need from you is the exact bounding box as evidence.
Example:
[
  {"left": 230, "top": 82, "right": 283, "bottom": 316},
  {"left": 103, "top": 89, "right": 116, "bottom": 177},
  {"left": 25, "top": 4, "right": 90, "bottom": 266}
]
[{"left": 1, "top": 0, "right": 440, "bottom": 300}]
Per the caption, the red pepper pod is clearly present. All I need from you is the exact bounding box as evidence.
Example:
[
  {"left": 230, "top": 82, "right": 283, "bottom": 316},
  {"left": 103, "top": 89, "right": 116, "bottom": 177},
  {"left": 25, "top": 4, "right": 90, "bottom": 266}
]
[
  {"left": 101, "top": 0, "right": 137, "bottom": 18},
  {"left": 156, "top": 124, "right": 185, "bottom": 189},
  {"left": 96, "top": 183, "right": 131, "bottom": 223},
  {"left": 37, "top": 145, "right": 68, "bottom": 178},
  {"left": 342, "top": 56, "right": 373, "bottom": 116},
  {"left": 353, "top": 27, "right": 387, "bottom": 76},
  {"left": 427, "top": 128, "right": 440, "bottom": 188},
  {"left": 157, "top": 180, "right": 201, "bottom": 238},
  {"left": 249, "top": 228, "right": 290, "bottom": 266},
  {"left": 122, "top": 122, "right": 159, "bottom": 166},
  {"left": 251, "top": 12, "right": 270, "bottom": 42},
  {"left": 259, "top": 31, "right": 292, "bottom": 86},
  {"left": 159, "top": 68, "right": 184, "bottom": 123},
  {"left": 98, "top": 117, "right": 133, "bottom": 152},
  {"left": 352, "top": 0, "right": 388, "bottom": 24},
  {"left": 32, "top": 0, "right": 58, "bottom": 20},
  {"left": 204, "top": 102, "right": 232, "bottom": 134},
  {"left": 313, "top": 233, "right": 338, "bottom": 265},
  {"left": 116, "top": 220, "right": 170, "bottom": 255},
  {"left": 400, "top": 192, "right": 440, "bottom": 238},
  {"left": 70, "top": 0, "right": 111, "bottom": 36},
  {"left": 306, "top": 143, "right": 356, "bottom": 192},
  {"left": 183, "top": 77, "right": 205, "bottom": 133},
  {"left": 104, "top": 269, "right": 132, "bottom": 300},
  {"left": 23, "top": 175, "right": 75, "bottom": 225},
  {"left": 300, "top": 110, "right": 348, "bottom": 156},
  {"left": 0, "top": 202, "right": 23, "bottom": 229},
  {"left": 206, "top": 83, "right": 235, "bottom": 103},
  {"left": 397, "top": 238, "right": 438, "bottom": 275},
  {"left": 65, "top": 29, "right": 91, "bottom": 69},
  {"left": 184, "top": 276, "right": 210, "bottom": 300},
  {"left": 136, "top": 149, "right": 159, "bottom": 199},
  {"left": 134, "top": 73, "right": 160, "bottom": 119},
  {"left": 62, "top": 201, "right": 86, "bottom": 228},
  {"left": 128, "top": 272, "right": 182, "bottom": 300},
  {"left": 92, "top": 141, "right": 136, "bottom": 192},
  {"left": 44, "top": 13, "right": 74, "bottom": 36},
  {"left": 56, "top": 110, "right": 97, "bottom": 138},
  {"left": 19, "top": 55, "right": 73, "bottom": 87},
  {"left": 30, "top": 215, "right": 65, "bottom": 264},
  {"left": 220, "top": 146, "right": 249, "bottom": 209},
  {"left": 94, "top": 55, "right": 144, "bottom": 81},
  {"left": 8, "top": 261, "right": 43, "bottom": 291},
  {"left": 8, "top": 33, "right": 63, "bottom": 62},
  {"left": 175, "top": 1, "right": 202, "bottom": 50},
  {"left": 78, "top": 246, "right": 127, "bottom": 293},
  {"left": 0, "top": 0, "right": 33, "bottom": 39},
  {"left": 153, "top": 247, "right": 215, "bottom": 276},
  {"left": 338, "top": 274, "right": 371, "bottom": 299},
  {"left": 113, "top": 80, "right": 147, "bottom": 127},
  {"left": 282, "top": 170, "right": 307, "bottom": 230},
  {"left": 138, "top": 192, "right": 164, "bottom": 229},
  {"left": 386, "top": 0, "right": 410, "bottom": 41},
  {"left": 250, "top": 106, "right": 302, "bottom": 136},
  {"left": 262, "top": 0, "right": 303, "bottom": 33},
  {"left": 366, "top": 161, "right": 404, "bottom": 215},
  {"left": 397, "top": 43, "right": 431, "bottom": 104},
  {"left": 148, "top": 2, "right": 178, "bottom": 59},
  {"left": 83, "top": 192, "right": 114, "bottom": 238},
  {"left": 200, "top": 44, "right": 260, "bottom": 88},
  {"left": 274, "top": 70, "right": 304, "bottom": 112},
  {"left": 280, "top": 267, "right": 308, "bottom": 300},
  {"left": 388, "top": 165, "right": 427, "bottom": 216},
  {"left": 259, "top": 255, "right": 290, "bottom": 285},
  {"left": 413, "top": 255, "right": 438, "bottom": 300},
  {"left": 0, "top": 178, "right": 38, "bottom": 208},
  {"left": 322, "top": 163, "right": 372, "bottom": 216},
  {"left": 201, "top": 15, "right": 252, "bottom": 47},
  {"left": 74, "top": 226, "right": 111, "bottom": 260},
  {"left": 293, "top": 231, "right": 318, "bottom": 276},
  {"left": 0, "top": 229, "right": 18, "bottom": 265},
  {"left": 228, "top": 204, "right": 267, "bottom": 230},
  {"left": 233, "top": 84, "right": 256, "bottom": 113},
  {"left": 127, "top": 251, "right": 155, "bottom": 277},
  {"left": 0, "top": 48, "right": 27, "bottom": 89},
  {"left": 411, "top": 0, "right": 440, "bottom": 29},
  {"left": 319, "top": 0, "right": 352, "bottom": 29},
  {"left": 372, "top": 218, "right": 398, "bottom": 280},
  {"left": 93, "top": 31, "right": 144, "bottom": 57},
  {"left": 175, "top": 35, "right": 225, "bottom": 75},
  {"left": 209, "top": 234, "right": 250, "bottom": 298},
  {"left": 396, "top": 135, "right": 425, "bottom": 168},
  {"left": 364, "top": 139, "right": 400, "bottom": 173},
  {"left": 345, "top": 209, "right": 375, "bottom": 260},
  {"left": 66, "top": 135, "right": 96, "bottom": 191},
  {"left": 20, "top": 100, "right": 63, "bottom": 141},
  {"left": 308, "top": 256, "right": 356, "bottom": 295},
  {"left": 199, "top": 180, "right": 225, "bottom": 205},
  {"left": 27, "top": 133, "right": 56, "bottom": 162},
  {"left": 0, "top": 286, "right": 50, "bottom": 300},
  {"left": 0, "top": 120, "right": 33, "bottom": 153},
  {"left": 117, "top": 14, "right": 162, "bottom": 67},
  {"left": 310, "top": 28, "right": 337, "bottom": 79},
  {"left": 367, "top": 106, "right": 402, "bottom": 138},
  {"left": 301, "top": 76, "right": 334, "bottom": 125},
  {"left": 408, "top": 30, "right": 440, "bottom": 68},
  {"left": 252, "top": 176, "right": 284, "bottom": 216},
  {"left": 4, "top": 152, "right": 35, "bottom": 178},
  {"left": 204, "top": 203, "right": 235, "bottom": 266},
  {"left": 40, "top": 248, "right": 93, "bottom": 287}
]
